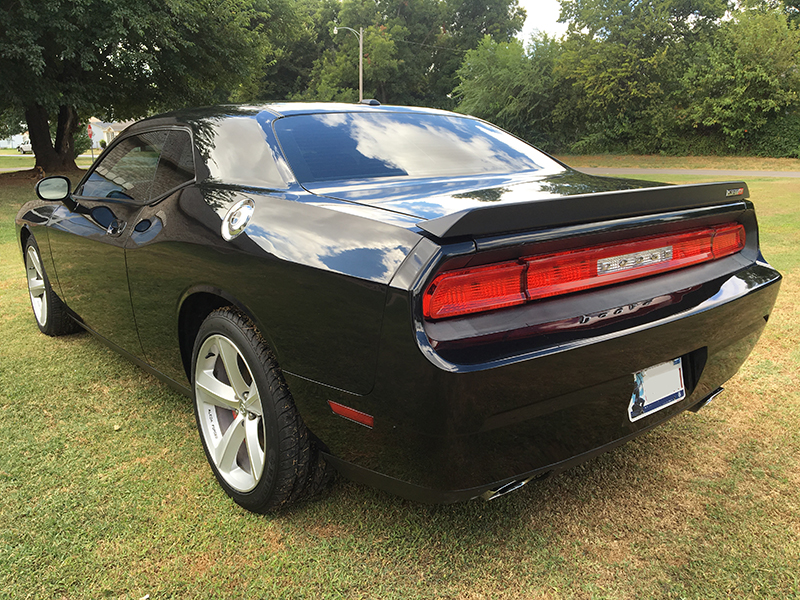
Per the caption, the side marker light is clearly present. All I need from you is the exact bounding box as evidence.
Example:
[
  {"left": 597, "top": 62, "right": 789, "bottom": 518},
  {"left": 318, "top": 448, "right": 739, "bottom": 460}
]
[{"left": 328, "top": 401, "right": 374, "bottom": 428}]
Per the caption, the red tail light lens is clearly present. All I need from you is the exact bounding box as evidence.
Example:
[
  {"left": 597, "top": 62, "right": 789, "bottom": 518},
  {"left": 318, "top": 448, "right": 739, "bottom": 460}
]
[
  {"left": 423, "top": 223, "right": 745, "bottom": 320},
  {"left": 711, "top": 223, "right": 746, "bottom": 257},
  {"left": 423, "top": 262, "right": 526, "bottom": 320}
]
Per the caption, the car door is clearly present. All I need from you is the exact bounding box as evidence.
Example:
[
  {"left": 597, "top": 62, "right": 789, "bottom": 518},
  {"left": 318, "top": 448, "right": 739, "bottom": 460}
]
[
  {"left": 47, "top": 130, "right": 172, "bottom": 358},
  {"left": 123, "top": 128, "right": 198, "bottom": 377}
]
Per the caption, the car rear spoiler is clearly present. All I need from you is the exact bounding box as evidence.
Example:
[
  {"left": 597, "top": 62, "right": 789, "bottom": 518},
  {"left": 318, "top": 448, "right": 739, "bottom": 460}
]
[{"left": 416, "top": 182, "right": 749, "bottom": 239}]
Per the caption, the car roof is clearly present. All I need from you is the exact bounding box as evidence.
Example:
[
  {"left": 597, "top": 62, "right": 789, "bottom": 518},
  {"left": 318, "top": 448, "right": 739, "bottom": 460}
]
[
  {"left": 128, "top": 102, "right": 472, "bottom": 131},
  {"left": 263, "top": 102, "right": 456, "bottom": 118}
]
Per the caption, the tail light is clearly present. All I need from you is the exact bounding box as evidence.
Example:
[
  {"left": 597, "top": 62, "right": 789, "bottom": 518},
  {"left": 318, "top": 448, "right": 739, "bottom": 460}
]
[{"left": 423, "top": 223, "right": 745, "bottom": 320}]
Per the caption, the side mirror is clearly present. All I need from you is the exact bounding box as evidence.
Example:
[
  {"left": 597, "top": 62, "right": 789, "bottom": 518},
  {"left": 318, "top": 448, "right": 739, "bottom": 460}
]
[{"left": 36, "top": 176, "right": 72, "bottom": 202}]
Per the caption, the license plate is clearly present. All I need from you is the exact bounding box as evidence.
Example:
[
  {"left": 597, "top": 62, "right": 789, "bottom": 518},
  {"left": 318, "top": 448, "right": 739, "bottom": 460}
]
[{"left": 629, "top": 358, "right": 685, "bottom": 422}]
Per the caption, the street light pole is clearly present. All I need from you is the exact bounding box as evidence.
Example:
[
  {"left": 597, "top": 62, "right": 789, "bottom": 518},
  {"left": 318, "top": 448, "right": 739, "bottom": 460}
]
[
  {"left": 358, "top": 27, "right": 363, "bottom": 103},
  {"left": 333, "top": 25, "right": 364, "bottom": 102}
]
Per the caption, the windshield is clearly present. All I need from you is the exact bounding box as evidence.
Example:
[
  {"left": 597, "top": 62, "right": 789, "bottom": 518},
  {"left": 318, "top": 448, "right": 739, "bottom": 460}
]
[{"left": 273, "top": 112, "right": 561, "bottom": 184}]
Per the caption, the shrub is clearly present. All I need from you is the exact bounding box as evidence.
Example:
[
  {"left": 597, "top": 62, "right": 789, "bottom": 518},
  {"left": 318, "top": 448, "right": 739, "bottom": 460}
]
[{"left": 750, "top": 111, "right": 800, "bottom": 158}]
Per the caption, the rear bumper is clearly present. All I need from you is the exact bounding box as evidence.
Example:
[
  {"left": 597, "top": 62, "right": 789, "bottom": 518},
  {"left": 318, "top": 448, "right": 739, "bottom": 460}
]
[
  {"left": 322, "top": 383, "right": 728, "bottom": 504},
  {"left": 292, "top": 260, "right": 781, "bottom": 503}
]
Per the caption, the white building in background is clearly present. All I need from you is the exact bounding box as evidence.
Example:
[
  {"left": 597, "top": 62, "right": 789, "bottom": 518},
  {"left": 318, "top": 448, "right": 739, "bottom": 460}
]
[
  {"left": 88, "top": 117, "right": 134, "bottom": 148},
  {"left": 1, "top": 118, "right": 134, "bottom": 151},
  {"left": 0, "top": 133, "right": 26, "bottom": 149}
]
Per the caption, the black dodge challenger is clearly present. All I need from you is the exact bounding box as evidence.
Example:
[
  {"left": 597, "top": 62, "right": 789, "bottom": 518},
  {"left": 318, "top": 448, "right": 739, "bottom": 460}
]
[{"left": 16, "top": 103, "right": 781, "bottom": 512}]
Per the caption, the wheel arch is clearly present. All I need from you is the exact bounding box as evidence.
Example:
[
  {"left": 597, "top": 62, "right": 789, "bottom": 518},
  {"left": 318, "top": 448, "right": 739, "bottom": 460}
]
[
  {"left": 177, "top": 286, "right": 279, "bottom": 381},
  {"left": 19, "top": 224, "right": 32, "bottom": 258}
]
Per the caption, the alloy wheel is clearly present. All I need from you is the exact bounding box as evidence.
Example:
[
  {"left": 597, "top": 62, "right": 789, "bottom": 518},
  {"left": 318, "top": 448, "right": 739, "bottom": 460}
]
[
  {"left": 25, "top": 246, "right": 48, "bottom": 326},
  {"left": 194, "top": 334, "right": 266, "bottom": 493}
]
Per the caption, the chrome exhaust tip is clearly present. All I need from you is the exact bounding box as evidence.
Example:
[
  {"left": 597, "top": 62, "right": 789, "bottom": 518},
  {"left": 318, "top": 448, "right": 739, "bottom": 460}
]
[
  {"left": 688, "top": 386, "right": 724, "bottom": 413},
  {"left": 480, "top": 476, "right": 533, "bottom": 501}
]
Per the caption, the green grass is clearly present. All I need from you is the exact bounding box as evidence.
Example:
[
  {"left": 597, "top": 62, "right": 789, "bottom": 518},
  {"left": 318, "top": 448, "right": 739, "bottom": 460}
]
[
  {"left": 557, "top": 154, "right": 800, "bottom": 171},
  {"left": 0, "top": 155, "right": 35, "bottom": 169},
  {"left": 1, "top": 165, "right": 799, "bottom": 599},
  {"left": 0, "top": 153, "right": 95, "bottom": 170}
]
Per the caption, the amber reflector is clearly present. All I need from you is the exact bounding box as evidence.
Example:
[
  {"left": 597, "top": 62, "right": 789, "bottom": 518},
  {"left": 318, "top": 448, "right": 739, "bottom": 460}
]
[{"left": 423, "top": 223, "right": 745, "bottom": 320}]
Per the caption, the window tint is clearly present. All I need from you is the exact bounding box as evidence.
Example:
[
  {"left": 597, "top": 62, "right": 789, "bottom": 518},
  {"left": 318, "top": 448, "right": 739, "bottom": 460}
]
[
  {"left": 202, "top": 116, "right": 289, "bottom": 189},
  {"left": 81, "top": 130, "right": 194, "bottom": 204},
  {"left": 82, "top": 131, "right": 168, "bottom": 203},
  {"left": 151, "top": 130, "right": 195, "bottom": 198},
  {"left": 273, "top": 112, "right": 561, "bottom": 184}
]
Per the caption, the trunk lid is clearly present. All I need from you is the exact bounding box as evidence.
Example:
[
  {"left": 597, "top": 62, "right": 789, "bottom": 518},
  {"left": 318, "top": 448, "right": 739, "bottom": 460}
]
[{"left": 303, "top": 169, "right": 749, "bottom": 239}]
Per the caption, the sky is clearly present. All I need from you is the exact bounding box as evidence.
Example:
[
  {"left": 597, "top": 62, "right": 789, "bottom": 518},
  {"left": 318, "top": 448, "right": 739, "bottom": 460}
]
[{"left": 517, "top": 0, "right": 569, "bottom": 42}]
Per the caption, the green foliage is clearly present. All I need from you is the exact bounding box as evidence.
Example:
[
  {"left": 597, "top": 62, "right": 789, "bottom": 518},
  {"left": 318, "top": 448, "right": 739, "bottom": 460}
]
[
  {"left": 559, "top": 0, "right": 728, "bottom": 41},
  {"left": 0, "top": 108, "right": 25, "bottom": 139},
  {"left": 1, "top": 0, "right": 278, "bottom": 115},
  {"left": 0, "top": 0, "right": 286, "bottom": 169},
  {"left": 6, "top": 0, "right": 800, "bottom": 160},
  {"left": 231, "top": 0, "right": 329, "bottom": 101},
  {"left": 681, "top": 8, "right": 800, "bottom": 147},
  {"left": 72, "top": 128, "right": 92, "bottom": 158},
  {"left": 454, "top": 35, "right": 565, "bottom": 150},
  {"left": 750, "top": 111, "right": 800, "bottom": 157},
  {"left": 297, "top": 0, "right": 525, "bottom": 107},
  {"left": 455, "top": 37, "right": 529, "bottom": 124},
  {"left": 455, "top": 0, "right": 800, "bottom": 156},
  {"left": 554, "top": 0, "right": 728, "bottom": 153}
]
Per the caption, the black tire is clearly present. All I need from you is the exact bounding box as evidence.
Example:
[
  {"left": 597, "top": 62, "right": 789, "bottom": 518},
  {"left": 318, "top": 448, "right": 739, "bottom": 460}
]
[
  {"left": 191, "top": 308, "right": 332, "bottom": 512},
  {"left": 24, "top": 236, "right": 79, "bottom": 336}
]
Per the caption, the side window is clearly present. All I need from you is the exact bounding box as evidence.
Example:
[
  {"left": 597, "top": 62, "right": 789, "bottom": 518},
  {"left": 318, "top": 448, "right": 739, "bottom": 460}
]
[
  {"left": 81, "top": 131, "right": 169, "bottom": 204},
  {"left": 150, "top": 130, "right": 195, "bottom": 199}
]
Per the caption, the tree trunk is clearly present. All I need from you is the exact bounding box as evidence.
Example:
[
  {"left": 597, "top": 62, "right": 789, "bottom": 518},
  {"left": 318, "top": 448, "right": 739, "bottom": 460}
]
[{"left": 24, "top": 104, "right": 79, "bottom": 173}]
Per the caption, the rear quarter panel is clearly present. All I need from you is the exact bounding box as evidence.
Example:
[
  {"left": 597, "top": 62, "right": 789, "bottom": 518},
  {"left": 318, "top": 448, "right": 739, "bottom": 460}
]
[{"left": 125, "top": 183, "right": 421, "bottom": 395}]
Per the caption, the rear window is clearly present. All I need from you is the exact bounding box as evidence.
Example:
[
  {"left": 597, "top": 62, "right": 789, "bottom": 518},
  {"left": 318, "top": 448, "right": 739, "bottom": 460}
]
[{"left": 273, "top": 112, "right": 559, "bottom": 184}]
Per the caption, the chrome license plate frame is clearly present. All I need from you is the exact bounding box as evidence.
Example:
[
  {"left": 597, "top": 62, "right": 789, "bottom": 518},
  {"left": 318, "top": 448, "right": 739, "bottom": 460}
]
[{"left": 629, "top": 358, "right": 686, "bottom": 422}]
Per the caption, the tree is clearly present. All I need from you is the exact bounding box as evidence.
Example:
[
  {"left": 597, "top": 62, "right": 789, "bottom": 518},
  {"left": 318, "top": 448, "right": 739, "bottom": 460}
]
[
  {"left": 554, "top": 0, "right": 729, "bottom": 152},
  {"left": 454, "top": 34, "right": 565, "bottom": 150},
  {"left": 428, "top": 0, "right": 525, "bottom": 105},
  {"left": 452, "top": 0, "right": 800, "bottom": 155},
  {"left": 0, "top": 0, "right": 285, "bottom": 172},
  {"left": 298, "top": 0, "right": 525, "bottom": 108},
  {"left": 681, "top": 6, "right": 800, "bottom": 146},
  {"left": 233, "top": 0, "right": 336, "bottom": 102},
  {"left": 0, "top": 108, "right": 25, "bottom": 140}
]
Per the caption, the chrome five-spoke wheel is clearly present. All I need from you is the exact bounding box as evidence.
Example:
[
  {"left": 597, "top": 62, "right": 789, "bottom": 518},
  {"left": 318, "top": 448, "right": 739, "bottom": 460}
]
[
  {"left": 23, "top": 237, "right": 77, "bottom": 336},
  {"left": 192, "top": 308, "right": 329, "bottom": 512},
  {"left": 25, "top": 244, "right": 48, "bottom": 327},
  {"left": 195, "top": 333, "right": 266, "bottom": 493}
]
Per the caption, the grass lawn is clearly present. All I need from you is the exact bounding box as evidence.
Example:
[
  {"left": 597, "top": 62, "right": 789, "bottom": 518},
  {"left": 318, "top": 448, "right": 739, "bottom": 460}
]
[
  {"left": 0, "top": 166, "right": 798, "bottom": 599},
  {"left": 556, "top": 154, "right": 800, "bottom": 171},
  {"left": 0, "top": 152, "right": 95, "bottom": 170}
]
